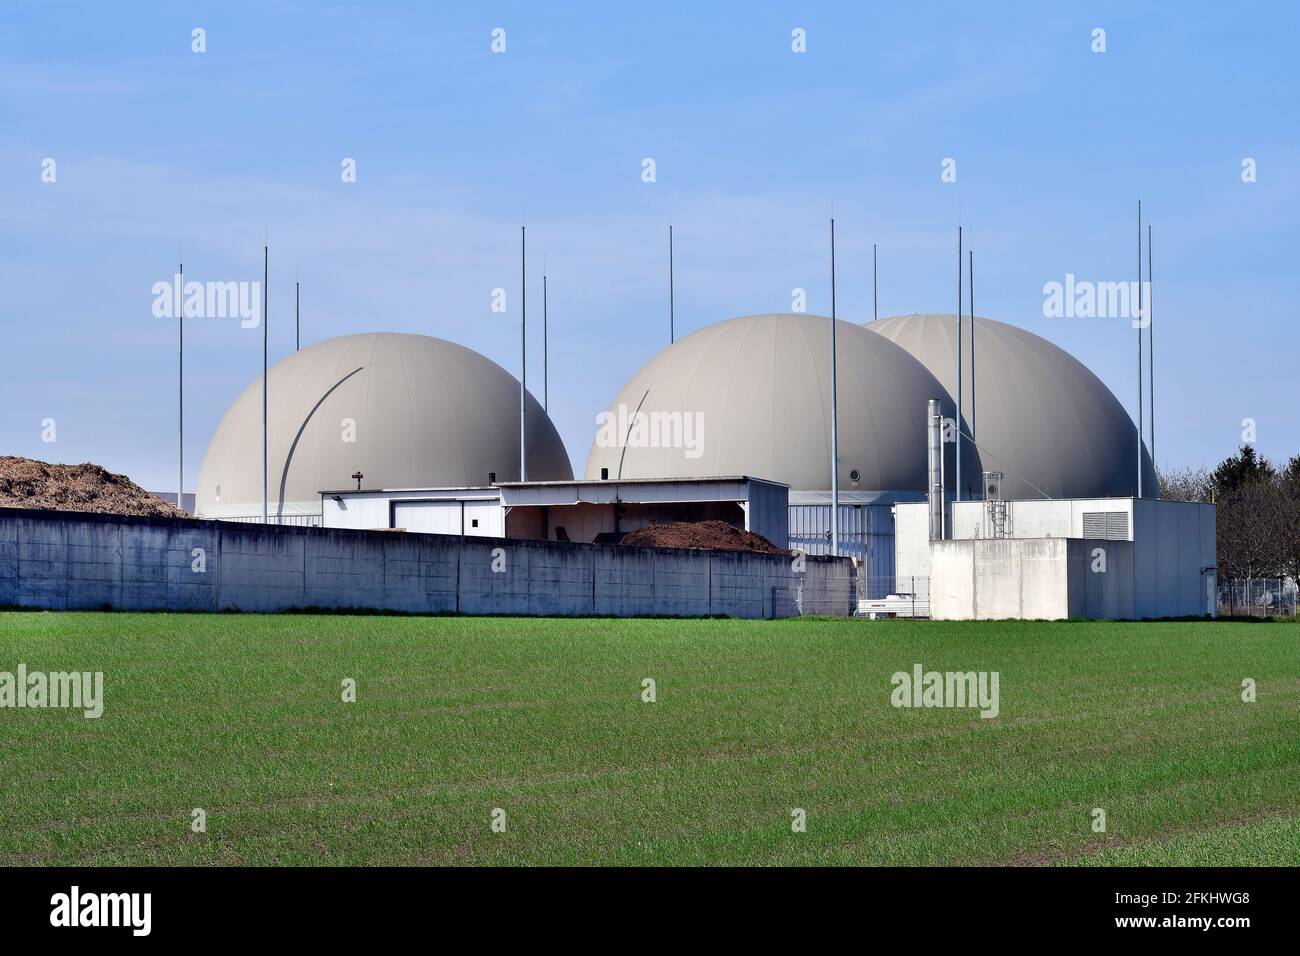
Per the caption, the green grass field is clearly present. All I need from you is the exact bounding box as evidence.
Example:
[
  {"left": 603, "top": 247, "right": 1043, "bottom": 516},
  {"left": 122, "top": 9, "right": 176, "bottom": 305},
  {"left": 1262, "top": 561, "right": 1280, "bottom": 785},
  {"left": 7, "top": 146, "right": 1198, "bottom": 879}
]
[{"left": 0, "top": 611, "right": 1296, "bottom": 866}]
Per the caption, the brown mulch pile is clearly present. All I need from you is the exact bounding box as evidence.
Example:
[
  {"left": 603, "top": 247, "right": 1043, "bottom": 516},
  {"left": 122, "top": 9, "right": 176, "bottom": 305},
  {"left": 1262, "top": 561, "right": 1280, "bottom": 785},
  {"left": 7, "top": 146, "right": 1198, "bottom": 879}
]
[
  {"left": 0, "top": 456, "right": 189, "bottom": 518},
  {"left": 619, "top": 520, "right": 788, "bottom": 554}
]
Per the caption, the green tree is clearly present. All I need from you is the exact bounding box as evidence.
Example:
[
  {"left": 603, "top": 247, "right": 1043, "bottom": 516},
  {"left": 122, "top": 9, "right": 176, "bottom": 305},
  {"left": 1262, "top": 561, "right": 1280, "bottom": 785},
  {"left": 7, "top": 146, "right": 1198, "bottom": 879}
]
[
  {"left": 1279, "top": 455, "right": 1300, "bottom": 501},
  {"left": 1210, "top": 445, "right": 1276, "bottom": 498}
]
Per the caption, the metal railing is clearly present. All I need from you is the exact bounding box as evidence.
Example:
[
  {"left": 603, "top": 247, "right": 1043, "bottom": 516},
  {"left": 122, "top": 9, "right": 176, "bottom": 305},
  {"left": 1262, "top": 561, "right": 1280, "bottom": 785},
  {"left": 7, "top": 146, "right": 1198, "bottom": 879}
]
[{"left": 214, "top": 513, "right": 323, "bottom": 527}]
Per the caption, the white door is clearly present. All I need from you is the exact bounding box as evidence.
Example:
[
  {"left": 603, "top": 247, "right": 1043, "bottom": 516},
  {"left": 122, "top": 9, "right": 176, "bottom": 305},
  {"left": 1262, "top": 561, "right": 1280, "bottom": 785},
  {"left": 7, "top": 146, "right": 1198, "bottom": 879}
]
[
  {"left": 463, "top": 500, "right": 503, "bottom": 537},
  {"left": 392, "top": 500, "right": 462, "bottom": 535}
]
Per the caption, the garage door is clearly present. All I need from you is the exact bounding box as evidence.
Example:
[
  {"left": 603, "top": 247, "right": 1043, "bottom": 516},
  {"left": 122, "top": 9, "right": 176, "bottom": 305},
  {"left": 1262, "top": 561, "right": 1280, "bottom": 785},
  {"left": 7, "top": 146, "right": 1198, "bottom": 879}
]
[{"left": 392, "top": 500, "right": 462, "bottom": 534}]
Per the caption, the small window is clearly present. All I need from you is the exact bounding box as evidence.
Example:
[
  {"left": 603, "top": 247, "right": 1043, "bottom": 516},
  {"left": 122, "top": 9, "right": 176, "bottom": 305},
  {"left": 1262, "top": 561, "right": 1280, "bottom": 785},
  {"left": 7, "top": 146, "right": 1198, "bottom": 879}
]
[{"left": 471, "top": 518, "right": 479, "bottom": 528}]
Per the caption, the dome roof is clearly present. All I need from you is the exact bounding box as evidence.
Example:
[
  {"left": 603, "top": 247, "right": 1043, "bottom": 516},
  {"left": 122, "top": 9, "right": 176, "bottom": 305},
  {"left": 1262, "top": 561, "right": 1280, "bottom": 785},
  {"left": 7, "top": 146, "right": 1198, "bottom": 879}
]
[
  {"left": 584, "top": 313, "right": 974, "bottom": 492},
  {"left": 865, "top": 314, "right": 1157, "bottom": 500},
  {"left": 196, "top": 332, "right": 572, "bottom": 517}
]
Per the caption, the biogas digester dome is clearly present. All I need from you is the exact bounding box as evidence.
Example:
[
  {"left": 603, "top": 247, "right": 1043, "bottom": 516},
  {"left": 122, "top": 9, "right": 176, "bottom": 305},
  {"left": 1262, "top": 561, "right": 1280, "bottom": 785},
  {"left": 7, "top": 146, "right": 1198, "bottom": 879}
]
[
  {"left": 865, "top": 314, "right": 1157, "bottom": 500},
  {"left": 196, "top": 332, "right": 572, "bottom": 518},
  {"left": 584, "top": 313, "right": 974, "bottom": 492}
]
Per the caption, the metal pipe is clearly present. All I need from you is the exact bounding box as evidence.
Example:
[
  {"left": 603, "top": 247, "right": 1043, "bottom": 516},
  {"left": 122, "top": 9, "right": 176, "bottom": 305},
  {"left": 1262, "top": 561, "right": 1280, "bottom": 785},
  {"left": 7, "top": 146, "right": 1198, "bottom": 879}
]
[
  {"left": 178, "top": 259, "right": 183, "bottom": 512},
  {"left": 928, "top": 399, "right": 943, "bottom": 541},
  {"left": 669, "top": 224, "right": 675, "bottom": 344},
  {"left": 520, "top": 225, "right": 527, "bottom": 482},
  {"left": 969, "top": 249, "right": 975, "bottom": 449},
  {"left": 956, "top": 226, "right": 963, "bottom": 501},
  {"left": 1148, "top": 224, "right": 1154, "bottom": 473},
  {"left": 1137, "top": 201, "right": 1144, "bottom": 498},
  {"left": 543, "top": 273, "right": 548, "bottom": 413},
  {"left": 262, "top": 244, "right": 268, "bottom": 524},
  {"left": 829, "top": 218, "right": 840, "bottom": 557}
]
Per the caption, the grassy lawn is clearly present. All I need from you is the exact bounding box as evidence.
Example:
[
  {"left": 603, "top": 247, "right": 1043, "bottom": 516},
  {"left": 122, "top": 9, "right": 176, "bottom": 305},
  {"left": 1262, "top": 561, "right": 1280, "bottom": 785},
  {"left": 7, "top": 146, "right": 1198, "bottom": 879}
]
[{"left": 0, "top": 611, "right": 1296, "bottom": 866}]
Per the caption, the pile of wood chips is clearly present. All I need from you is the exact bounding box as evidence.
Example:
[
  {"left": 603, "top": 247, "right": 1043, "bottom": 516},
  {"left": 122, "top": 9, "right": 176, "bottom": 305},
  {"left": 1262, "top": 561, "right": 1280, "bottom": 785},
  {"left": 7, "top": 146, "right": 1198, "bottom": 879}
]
[{"left": 0, "top": 456, "right": 189, "bottom": 518}]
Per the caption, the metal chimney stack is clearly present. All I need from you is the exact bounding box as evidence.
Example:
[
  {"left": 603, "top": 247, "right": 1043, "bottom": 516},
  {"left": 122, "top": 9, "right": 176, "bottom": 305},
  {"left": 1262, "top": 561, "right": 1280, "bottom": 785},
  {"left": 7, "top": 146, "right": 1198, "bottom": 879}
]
[{"left": 928, "top": 399, "right": 943, "bottom": 540}]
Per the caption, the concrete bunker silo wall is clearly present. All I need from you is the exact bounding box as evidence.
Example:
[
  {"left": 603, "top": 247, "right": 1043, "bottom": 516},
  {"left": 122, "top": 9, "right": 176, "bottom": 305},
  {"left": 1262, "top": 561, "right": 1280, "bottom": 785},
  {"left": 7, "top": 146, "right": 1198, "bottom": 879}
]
[{"left": 0, "top": 509, "right": 855, "bottom": 619}]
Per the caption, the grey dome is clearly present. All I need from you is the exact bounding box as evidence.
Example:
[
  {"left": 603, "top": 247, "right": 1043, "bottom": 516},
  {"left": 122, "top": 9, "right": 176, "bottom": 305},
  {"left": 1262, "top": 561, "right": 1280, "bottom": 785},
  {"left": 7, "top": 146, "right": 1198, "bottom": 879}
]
[
  {"left": 196, "top": 332, "right": 572, "bottom": 518},
  {"left": 584, "top": 313, "right": 975, "bottom": 492},
  {"left": 865, "top": 314, "right": 1157, "bottom": 500}
]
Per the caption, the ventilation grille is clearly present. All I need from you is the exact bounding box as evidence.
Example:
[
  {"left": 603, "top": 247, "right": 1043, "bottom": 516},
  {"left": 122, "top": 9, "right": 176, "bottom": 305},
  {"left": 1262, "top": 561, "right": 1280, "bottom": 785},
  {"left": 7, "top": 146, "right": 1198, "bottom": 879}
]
[{"left": 1082, "top": 511, "right": 1129, "bottom": 540}]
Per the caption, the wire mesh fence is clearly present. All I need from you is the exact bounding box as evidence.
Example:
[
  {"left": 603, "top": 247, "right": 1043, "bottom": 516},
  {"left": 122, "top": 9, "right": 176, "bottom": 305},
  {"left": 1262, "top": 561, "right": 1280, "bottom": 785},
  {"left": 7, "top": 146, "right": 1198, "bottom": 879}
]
[
  {"left": 1217, "top": 578, "right": 1299, "bottom": 617},
  {"left": 852, "top": 575, "right": 1299, "bottom": 620},
  {"left": 856, "top": 575, "right": 930, "bottom": 618}
]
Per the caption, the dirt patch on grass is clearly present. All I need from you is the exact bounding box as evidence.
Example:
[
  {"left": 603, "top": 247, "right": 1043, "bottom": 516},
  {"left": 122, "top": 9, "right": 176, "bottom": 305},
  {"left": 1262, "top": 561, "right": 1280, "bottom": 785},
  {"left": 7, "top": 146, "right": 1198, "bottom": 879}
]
[
  {"left": 0, "top": 456, "right": 188, "bottom": 518},
  {"left": 619, "top": 520, "right": 788, "bottom": 555}
]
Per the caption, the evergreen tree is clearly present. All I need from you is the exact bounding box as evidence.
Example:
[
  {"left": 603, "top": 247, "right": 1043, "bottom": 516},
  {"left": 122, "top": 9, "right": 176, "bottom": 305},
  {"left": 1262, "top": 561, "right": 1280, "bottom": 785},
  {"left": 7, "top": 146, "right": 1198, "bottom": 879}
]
[{"left": 1210, "top": 445, "right": 1276, "bottom": 498}]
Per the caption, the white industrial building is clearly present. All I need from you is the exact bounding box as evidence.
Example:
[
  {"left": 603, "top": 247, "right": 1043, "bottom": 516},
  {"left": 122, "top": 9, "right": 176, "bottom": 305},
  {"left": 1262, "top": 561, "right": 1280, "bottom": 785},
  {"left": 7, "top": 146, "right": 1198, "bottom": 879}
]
[
  {"left": 876, "top": 400, "right": 1217, "bottom": 620},
  {"left": 895, "top": 494, "right": 1216, "bottom": 620},
  {"left": 322, "top": 476, "right": 789, "bottom": 546},
  {"left": 323, "top": 485, "right": 507, "bottom": 537}
]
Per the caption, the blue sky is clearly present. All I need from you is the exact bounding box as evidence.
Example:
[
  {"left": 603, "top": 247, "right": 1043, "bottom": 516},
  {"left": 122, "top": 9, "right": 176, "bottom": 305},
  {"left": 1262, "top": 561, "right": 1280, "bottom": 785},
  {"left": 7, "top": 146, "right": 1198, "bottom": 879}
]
[{"left": 3, "top": 0, "right": 1297, "bottom": 490}]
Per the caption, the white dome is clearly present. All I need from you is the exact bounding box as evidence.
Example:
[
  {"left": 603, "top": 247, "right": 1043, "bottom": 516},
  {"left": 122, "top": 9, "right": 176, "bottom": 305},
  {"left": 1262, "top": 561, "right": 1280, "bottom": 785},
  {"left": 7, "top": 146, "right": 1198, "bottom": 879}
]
[
  {"left": 196, "top": 332, "right": 572, "bottom": 517},
  {"left": 584, "top": 313, "right": 973, "bottom": 492},
  {"left": 866, "top": 314, "right": 1157, "bottom": 500}
]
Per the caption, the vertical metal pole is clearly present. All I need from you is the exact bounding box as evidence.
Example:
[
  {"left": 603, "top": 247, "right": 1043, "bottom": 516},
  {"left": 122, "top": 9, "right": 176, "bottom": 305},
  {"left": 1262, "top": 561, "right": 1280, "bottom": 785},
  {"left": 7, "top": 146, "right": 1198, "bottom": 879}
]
[
  {"left": 969, "top": 249, "right": 975, "bottom": 447},
  {"left": 829, "top": 218, "right": 839, "bottom": 558},
  {"left": 1148, "top": 224, "right": 1154, "bottom": 471},
  {"left": 520, "top": 225, "right": 527, "bottom": 482},
  {"left": 295, "top": 280, "right": 300, "bottom": 352},
  {"left": 262, "top": 244, "right": 268, "bottom": 525},
  {"left": 669, "top": 224, "right": 675, "bottom": 344},
  {"left": 1137, "top": 201, "right": 1144, "bottom": 498},
  {"left": 178, "top": 259, "right": 183, "bottom": 512},
  {"left": 956, "top": 226, "right": 963, "bottom": 501},
  {"left": 543, "top": 273, "right": 549, "bottom": 413}
]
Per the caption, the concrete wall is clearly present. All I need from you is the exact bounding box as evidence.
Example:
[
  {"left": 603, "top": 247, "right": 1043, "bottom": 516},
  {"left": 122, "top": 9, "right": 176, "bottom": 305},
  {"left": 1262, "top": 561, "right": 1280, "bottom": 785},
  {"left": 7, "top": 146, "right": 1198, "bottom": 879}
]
[
  {"left": 931, "top": 537, "right": 1135, "bottom": 620},
  {"left": 1067, "top": 539, "right": 1136, "bottom": 619},
  {"left": 0, "top": 508, "right": 854, "bottom": 619},
  {"left": 1132, "top": 499, "right": 1216, "bottom": 619}
]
